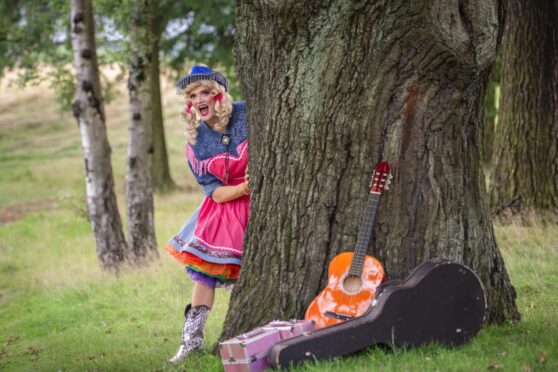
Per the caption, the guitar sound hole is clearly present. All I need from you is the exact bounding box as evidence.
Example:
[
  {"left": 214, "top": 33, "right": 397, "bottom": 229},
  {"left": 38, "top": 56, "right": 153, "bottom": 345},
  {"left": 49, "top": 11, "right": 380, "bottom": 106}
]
[{"left": 343, "top": 275, "right": 363, "bottom": 293}]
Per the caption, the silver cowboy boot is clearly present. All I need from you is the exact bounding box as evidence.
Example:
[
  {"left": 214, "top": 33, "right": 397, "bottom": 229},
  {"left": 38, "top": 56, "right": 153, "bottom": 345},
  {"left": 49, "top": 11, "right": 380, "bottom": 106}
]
[{"left": 169, "top": 304, "right": 210, "bottom": 363}]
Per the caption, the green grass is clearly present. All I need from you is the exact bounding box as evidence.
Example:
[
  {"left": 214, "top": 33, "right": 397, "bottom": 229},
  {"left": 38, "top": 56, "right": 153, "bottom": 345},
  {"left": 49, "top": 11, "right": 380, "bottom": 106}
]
[{"left": 1, "top": 78, "right": 557, "bottom": 371}]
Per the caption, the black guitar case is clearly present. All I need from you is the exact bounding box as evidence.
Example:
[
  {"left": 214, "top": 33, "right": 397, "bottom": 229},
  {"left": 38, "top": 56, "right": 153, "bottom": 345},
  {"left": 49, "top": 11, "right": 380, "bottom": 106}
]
[{"left": 269, "top": 260, "right": 486, "bottom": 369}]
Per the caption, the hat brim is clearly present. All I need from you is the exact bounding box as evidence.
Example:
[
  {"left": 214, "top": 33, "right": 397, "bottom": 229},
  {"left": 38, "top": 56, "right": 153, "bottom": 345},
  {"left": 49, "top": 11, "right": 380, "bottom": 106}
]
[{"left": 176, "top": 71, "right": 228, "bottom": 92}]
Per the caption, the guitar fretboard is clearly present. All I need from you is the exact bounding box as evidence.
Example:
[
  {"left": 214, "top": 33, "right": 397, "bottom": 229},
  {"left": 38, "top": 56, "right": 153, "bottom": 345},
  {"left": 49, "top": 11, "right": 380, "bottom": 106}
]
[{"left": 349, "top": 192, "right": 380, "bottom": 277}]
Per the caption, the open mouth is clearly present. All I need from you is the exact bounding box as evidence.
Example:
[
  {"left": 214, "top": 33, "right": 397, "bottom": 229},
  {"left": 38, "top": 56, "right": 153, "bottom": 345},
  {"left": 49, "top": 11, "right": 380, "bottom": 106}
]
[{"left": 198, "top": 104, "right": 209, "bottom": 117}]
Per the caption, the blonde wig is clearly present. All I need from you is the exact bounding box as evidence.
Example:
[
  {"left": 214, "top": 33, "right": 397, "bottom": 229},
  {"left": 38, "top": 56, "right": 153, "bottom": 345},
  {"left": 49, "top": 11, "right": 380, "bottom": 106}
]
[{"left": 179, "top": 80, "right": 233, "bottom": 145}]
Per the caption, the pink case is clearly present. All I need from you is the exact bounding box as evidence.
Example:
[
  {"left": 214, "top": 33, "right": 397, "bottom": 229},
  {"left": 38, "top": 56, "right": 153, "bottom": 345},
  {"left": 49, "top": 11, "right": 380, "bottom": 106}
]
[
  {"left": 291, "top": 319, "right": 315, "bottom": 335},
  {"left": 222, "top": 351, "right": 269, "bottom": 372},
  {"left": 220, "top": 328, "right": 281, "bottom": 362},
  {"left": 219, "top": 320, "right": 316, "bottom": 372}
]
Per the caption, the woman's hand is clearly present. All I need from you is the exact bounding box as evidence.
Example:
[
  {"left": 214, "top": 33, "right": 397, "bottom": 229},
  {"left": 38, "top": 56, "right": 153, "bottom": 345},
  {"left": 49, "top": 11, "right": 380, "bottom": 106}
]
[
  {"left": 211, "top": 179, "right": 249, "bottom": 204},
  {"left": 242, "top": 170, "right": 250, "bottom": 195}
]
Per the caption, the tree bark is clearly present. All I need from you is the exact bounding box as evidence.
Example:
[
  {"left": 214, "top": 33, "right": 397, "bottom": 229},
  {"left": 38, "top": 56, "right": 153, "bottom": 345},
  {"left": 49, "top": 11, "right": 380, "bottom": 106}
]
[
  {"left": 70, "top": 0, "right": 126, "bottom": 273},
  {"left": 149, "top": 15, "right": 176, "bottom": 193},
  {"left": 125, "top": 0, "right": 158, "bottom": 264},
  {"left": 489, "top": 0, "right": 558, "bottom": 220},
  {"left": 222, "top": 0, "right": 519, "bottom": 340}
]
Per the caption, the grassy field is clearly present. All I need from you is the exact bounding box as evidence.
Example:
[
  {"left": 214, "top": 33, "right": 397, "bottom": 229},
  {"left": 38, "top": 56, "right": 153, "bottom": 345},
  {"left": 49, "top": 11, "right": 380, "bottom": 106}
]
[{"left": 0, "top": 78, "right": 557, "bottom": 371}]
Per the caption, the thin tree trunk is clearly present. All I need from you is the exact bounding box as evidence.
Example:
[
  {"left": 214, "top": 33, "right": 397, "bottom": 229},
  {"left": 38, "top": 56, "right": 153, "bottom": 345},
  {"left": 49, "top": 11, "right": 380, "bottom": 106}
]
[
  {"left": 489, "top": 0, "right": 558, "bottom": 220},
  {"left": 149, "top": 16, "right": 175, "bottom": 193},
  {"left": 222, "top": 0, "right": 519, "bottom": 340},
  {"left": 126, "top": 0, "right": 158, "bottom": 264},
  {"left": 70, "top": 0, "right": 126, "bottom": 273}
]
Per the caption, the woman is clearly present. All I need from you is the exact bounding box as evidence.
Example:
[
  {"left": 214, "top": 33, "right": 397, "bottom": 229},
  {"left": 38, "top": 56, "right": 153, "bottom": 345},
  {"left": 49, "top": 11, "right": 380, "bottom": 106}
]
[{"left": 166, "top": 65, "right": 249, "bottom": 363}]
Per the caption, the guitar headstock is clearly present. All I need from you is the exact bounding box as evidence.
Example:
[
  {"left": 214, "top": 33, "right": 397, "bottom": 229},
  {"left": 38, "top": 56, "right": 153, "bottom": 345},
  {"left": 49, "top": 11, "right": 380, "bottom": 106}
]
[{"left": 369, "top": 161, "right": 392, "bottom": 194}]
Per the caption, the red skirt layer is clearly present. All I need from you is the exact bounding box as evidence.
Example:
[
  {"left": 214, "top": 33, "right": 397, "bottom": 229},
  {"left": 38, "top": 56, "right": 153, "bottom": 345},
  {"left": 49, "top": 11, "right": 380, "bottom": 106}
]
[{"left": 165, "top": 244, "right": 240, "bottom": 281}]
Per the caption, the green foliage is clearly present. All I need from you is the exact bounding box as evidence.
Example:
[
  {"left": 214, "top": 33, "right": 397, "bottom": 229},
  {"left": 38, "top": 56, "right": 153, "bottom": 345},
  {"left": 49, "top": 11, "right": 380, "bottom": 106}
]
[
  {"left": 0, "top": 0, "right": 74, "bottom": 105},
  {"left": 93, "top": 0, "right": 236, "bottom": 84},
  {"left": 0, "top": 0, "right": 69, "bottom": 74},
  {"left": 1, "top": 0, "right": 237, "bottom": 108}
]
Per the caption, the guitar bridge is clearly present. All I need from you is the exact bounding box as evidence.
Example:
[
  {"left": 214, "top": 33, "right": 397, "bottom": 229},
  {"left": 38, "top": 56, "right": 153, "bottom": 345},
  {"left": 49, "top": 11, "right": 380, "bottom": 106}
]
[{"left": 325, "top": 311, "right": 354, "bottom": 321}]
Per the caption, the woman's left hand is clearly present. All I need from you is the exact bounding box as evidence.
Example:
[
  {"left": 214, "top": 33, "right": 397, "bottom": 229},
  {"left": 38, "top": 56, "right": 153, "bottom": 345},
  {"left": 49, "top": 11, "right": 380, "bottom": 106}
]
[
  {"left": 244, "top": 169, "right": 250, "bottom": 185},
  {"left": 241, "top": 179, "right": 250, "bottom": 195}
]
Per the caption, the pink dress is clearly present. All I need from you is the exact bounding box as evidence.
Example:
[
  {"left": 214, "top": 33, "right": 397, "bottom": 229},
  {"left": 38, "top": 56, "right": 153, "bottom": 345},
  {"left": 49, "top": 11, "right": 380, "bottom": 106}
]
[{"left": 165, "top": 102, "right": 249, "bottom": 288}]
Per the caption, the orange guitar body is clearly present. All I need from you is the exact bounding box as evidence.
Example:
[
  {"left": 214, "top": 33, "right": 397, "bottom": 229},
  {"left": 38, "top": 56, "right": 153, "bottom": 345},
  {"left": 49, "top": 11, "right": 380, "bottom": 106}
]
[{"left": 305, "top": 252, "right": 385, "bottom": 329}]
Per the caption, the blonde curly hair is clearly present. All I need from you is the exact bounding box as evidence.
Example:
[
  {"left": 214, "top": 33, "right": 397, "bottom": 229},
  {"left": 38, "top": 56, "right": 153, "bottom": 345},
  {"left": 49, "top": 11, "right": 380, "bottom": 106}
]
[{"left": 179, "top": 80, "right": 233, "bottom": 145}]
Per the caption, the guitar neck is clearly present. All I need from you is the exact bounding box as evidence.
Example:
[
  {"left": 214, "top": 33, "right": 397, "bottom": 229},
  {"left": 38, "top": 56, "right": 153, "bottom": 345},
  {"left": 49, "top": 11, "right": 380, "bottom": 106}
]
[{"left": 349, "top": 192, "right": 381, "bottom": 276}]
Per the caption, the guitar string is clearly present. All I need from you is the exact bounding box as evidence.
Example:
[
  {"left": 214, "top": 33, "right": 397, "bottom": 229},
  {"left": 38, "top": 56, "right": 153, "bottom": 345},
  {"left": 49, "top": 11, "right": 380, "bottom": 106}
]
[
  {"left": 351, "top": 196, "right": 377, "bottom": 272},
  {"left": 345, "top": 192, "right": 380, "bottom": 313},
  {"left": 357, "top": 174, "right": 389, "bottom": 268},
  {"left": 350, "top": 193, "right": 379, "bottom": 275}
]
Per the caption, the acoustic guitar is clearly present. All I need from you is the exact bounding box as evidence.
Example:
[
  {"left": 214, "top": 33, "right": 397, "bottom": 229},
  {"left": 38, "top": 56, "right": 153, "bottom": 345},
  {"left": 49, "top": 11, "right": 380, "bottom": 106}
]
[
  {"left": 304, "top": 161, "right": 392, "bottom": 329},
  {"left": 271, "top": 260, "right": 487, "bottom": 369}
]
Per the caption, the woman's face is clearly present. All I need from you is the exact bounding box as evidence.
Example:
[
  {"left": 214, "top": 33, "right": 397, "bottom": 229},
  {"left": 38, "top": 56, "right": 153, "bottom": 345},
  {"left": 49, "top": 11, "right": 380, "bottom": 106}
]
[{"left": 188, "top": 84, "right": 218, "bottom": 125}]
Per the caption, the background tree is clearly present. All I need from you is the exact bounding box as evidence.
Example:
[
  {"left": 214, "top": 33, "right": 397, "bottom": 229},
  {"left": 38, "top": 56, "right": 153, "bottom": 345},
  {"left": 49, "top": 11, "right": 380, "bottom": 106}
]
[
  {"left": 125, "top": 0, "right": 158, "bottom": 263},
  {"left": 221, "top": 0, "right": 519, "bottom": 340},
  {"left": 70, "top": 0, "right": 126, "bottom": 273},
  {"left": 489, "top": 0, "right": 558, "bottom": 220},
  {"left": 147, "top": 12, "right": 173, "bottom": 193}
]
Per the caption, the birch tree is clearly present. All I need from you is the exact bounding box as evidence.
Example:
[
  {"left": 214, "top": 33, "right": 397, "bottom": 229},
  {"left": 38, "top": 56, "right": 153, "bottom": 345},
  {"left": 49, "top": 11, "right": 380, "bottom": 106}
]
[
  {"left": 70, "top": 0, "right": 126, "bottom": 272},
  {"left": 125, "top": 0, "right": 158, "bottom": 263}
]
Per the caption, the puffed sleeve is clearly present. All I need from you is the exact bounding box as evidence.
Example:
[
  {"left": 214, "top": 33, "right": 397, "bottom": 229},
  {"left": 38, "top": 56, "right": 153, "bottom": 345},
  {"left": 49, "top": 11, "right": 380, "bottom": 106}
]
[
  {"left": 188, "top": 161, "right": 221, "bottom": 197},
  {"left": 185, "top": 144, "right": 222, "bottom": 197}
]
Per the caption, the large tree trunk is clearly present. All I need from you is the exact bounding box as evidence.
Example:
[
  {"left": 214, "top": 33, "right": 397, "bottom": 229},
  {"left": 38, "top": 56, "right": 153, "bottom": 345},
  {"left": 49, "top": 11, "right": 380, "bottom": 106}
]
[
  {"left": 222, "top": 0, "right": 519, "bottom": 340},
  {"left": 125, "top": 0, "right": 158, "bottom": 264},
  {"left": 149, "top": 15, "right": 176, "bottom": 193},
  {"left": 489, "top": 0, "right": 558, "bottom": 219},
  {"left": 70, "top": 0, "right": 126, "bottom": 273}
]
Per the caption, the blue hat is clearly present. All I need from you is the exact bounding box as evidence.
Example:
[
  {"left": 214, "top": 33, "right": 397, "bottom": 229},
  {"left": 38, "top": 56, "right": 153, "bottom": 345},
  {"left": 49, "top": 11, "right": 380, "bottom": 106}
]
[{"left": 176, "top": 65, "right": 229, "bottom": 92}]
